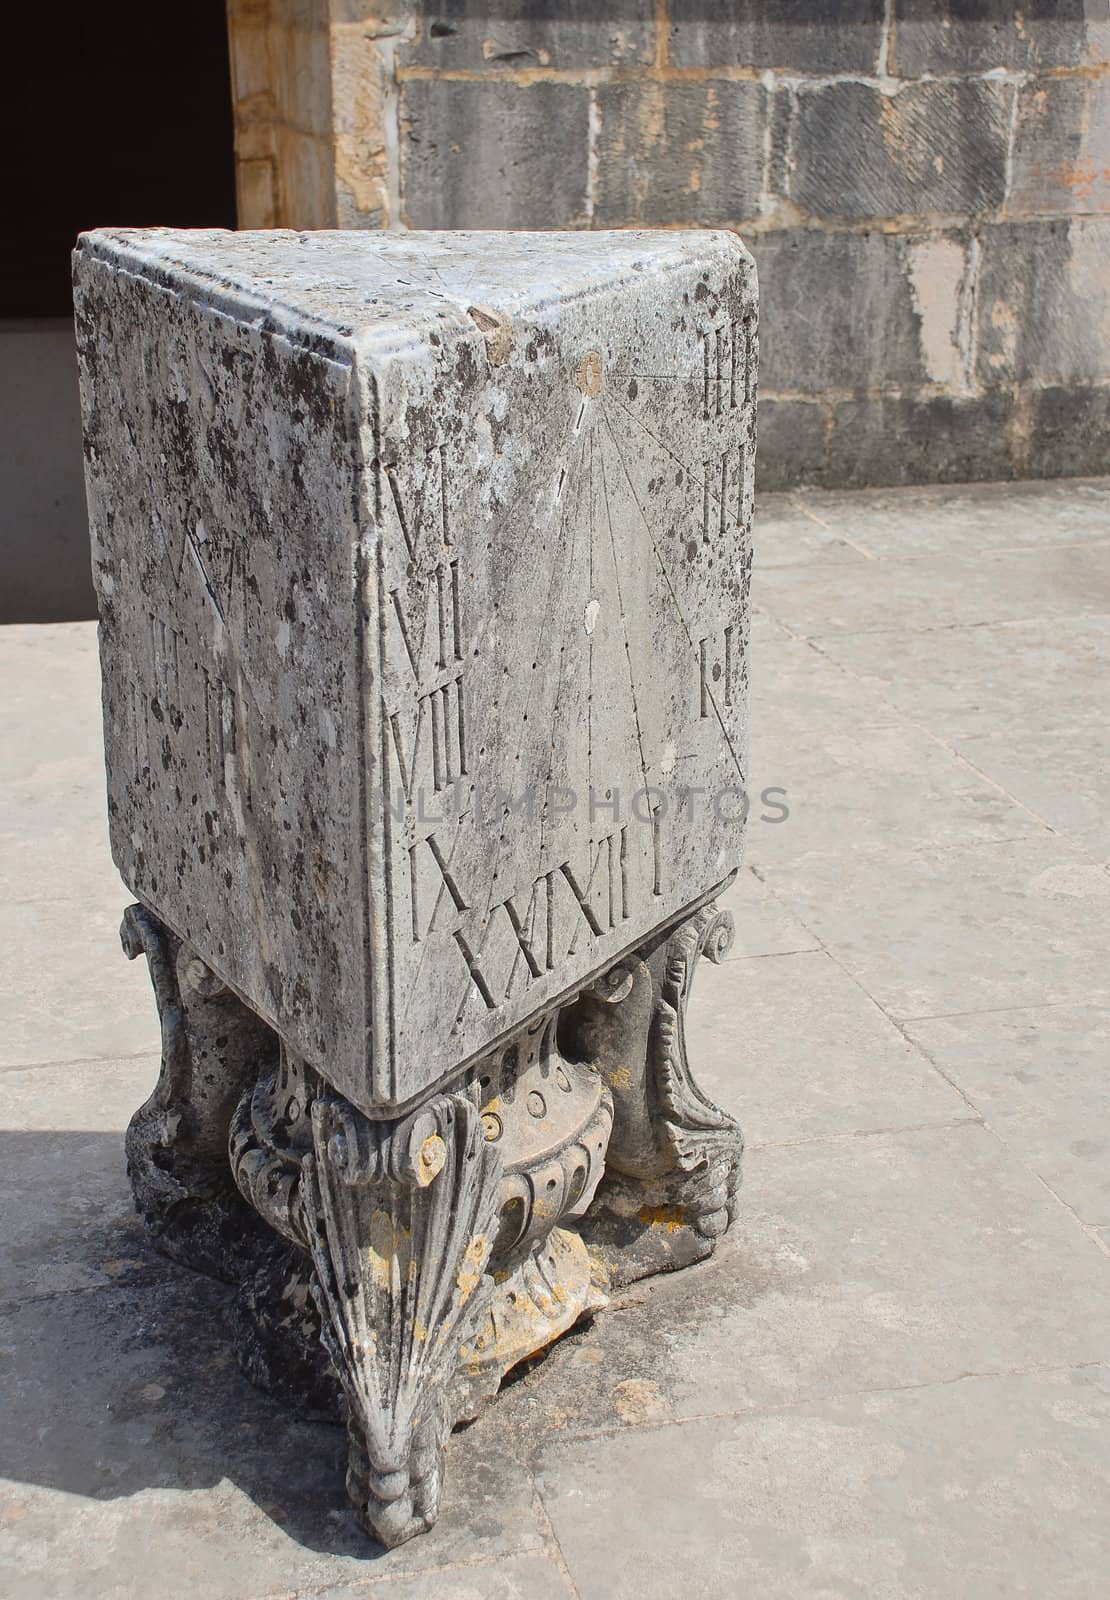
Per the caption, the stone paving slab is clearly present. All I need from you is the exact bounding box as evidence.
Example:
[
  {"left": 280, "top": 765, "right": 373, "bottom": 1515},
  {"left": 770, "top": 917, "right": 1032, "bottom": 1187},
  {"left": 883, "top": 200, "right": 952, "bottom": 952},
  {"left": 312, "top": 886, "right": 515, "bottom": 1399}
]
[
  {"left": 748, "top": 701, "right": 1044, "bottom": 867},
  {"left": 0, "top": 898, "right": 158, "bottom": 1070},
  {"left": 534, "top": 1368, "right": 1110, "bottom": 1600},
  {"left": 313, "top": 1555, "right": 576, "bottom": 1600},
  {"left": 759, "top": 835, "right": 1110, "bottom": 1021},
  {"left": 715, "top": 867, "right": 820, "bottom": 960},
  {"left": 0, "top": 1056, "right": 165, "bottom": 1308},
  {"left": 952, "top": 724, "right": 1110, "bottom": 866},
  {"left": 689, "top": 950, "right": 965, "bottom": 1147},
  {"left": 761, "top": 476, "right": 1110, "bottom": 561},
  {"left": 757, "top": 541, "right": 1110, "bottom": 640},
  {"left": 904, "top": 1005, "right": 1110, "bottom": 1231},
  {"left": 820, "top": 614, "right": 1110, "bottom": 741},
  {"left": 0, "top": 1278, "right": 549, "bottom": 1600},
  {"left": 493, "top": 1124, "right": 1109, "bottom": 1441}
]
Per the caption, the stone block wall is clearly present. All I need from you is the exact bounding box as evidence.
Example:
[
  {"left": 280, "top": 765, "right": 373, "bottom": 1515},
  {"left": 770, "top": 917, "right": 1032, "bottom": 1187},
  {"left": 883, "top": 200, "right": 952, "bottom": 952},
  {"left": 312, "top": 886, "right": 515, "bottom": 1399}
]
[{"left": 226, "top": 2, "right": 1110, "bottom": 489}]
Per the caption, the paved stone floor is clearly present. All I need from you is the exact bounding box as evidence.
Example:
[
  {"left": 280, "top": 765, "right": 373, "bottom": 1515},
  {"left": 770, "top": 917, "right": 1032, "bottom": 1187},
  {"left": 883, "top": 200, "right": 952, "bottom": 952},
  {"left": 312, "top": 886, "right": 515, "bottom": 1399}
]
[{"left": 2, "top": 476, "right": 1109, "bottom": 1599}]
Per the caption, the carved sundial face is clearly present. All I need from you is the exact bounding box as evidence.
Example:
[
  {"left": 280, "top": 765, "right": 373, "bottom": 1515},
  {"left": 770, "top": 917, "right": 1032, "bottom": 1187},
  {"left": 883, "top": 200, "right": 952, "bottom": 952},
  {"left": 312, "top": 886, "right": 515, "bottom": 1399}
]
[
  {"left": 76, "top": 229, "right": 755, "bottom": 1112},
  {"left": 373, "top": 243, "right": 755, "bottom": 1104}
]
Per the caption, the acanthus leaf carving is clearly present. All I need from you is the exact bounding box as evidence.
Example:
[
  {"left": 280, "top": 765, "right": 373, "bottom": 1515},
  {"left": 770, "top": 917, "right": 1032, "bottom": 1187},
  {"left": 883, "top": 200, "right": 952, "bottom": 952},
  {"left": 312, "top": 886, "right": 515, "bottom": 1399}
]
[{"left": 299, "top": 1092, "right": 502, "bottom": 1547}]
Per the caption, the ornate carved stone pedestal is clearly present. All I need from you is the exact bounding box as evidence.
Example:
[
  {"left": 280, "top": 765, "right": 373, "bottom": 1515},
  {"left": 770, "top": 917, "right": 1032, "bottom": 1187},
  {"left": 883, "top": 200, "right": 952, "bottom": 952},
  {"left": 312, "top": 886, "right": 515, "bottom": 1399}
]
[
  {"left": 76, "top": 227, "right": 756, "bottom": 1545},
  {"left": 124, "top": 894, "right": 741, "bottom": 1543}
]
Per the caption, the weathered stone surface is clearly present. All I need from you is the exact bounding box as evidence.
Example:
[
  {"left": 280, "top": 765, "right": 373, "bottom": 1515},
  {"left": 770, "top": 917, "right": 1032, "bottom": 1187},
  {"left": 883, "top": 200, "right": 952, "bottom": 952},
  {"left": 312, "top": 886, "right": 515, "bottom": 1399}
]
[
  {"left": 1007, "top": 75, "right": 1110, "bottom": 219},
  {"left": 890, "top": 0, "right": 1094, "bottom": 74},
  {"left": 753, "top": 398, "right": 827, "bottom": 492},
  {"left": 824, "top": 390, "right": 1014, "bottom": 489},
  {"left": 399, "top": 0, "right": 655, "bottom": 69},
  {"left": 976, "top": 218, "right": 1110, "bottom": 388},
  {"left": 400, "top": 80, "right": 590, "bottom": 227},
  {"left": 594, "top": 80, "right": 768, "bottom": 226},
  {"left": 752, "top": 229, "right": 945, "bottom": 393},
  {"left": 1027, "top": 382, "right": 1110, "bottom": 479},
  {"left": 668, "top": 0, "right": 884, "bottom": 73},
  {"left": 74, "top": 226, "right": 755, "bottom": 1114},
  {"left": 792, "top": 80, "right": 1011, "bottom": 220}
]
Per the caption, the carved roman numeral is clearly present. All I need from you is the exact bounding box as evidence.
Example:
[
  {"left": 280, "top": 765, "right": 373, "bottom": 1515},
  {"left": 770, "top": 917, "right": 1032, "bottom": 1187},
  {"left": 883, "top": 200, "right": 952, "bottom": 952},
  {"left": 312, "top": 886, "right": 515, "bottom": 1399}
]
[
  {"left": 451, "top": 828, "right": 629, "bottom": 1017},
  {"left": 204, "top": 668, "right": 231, "bottom": 774},
  {"left": 149, "top": 613, "right": 181, "bottom": 705},
  {"left": 384, "top": 443, "right": 451, "bottom": 565},
  {"left": 203, "top": 668, "right": 250, "bottom": 809},
  {"left": 701, "top": 447, "right": 744, "bottom": 542},
  {"left": 699, "top": 316, "right": 755, "bottom": 418},
  {"left": 698, "top": 624, "right": 738, "bottom": 720},
  {"left": 129, "top": 680, "right": 149, "bottom": 782},
  {"left": 387, "top": 671, "right": 467, "bottom": 801},
  {"left": 700, "top": 319, "right": 751, "bottom": 419},
  {"left": 407, "top": 831, "right": 468, "bottom": 942},
  {"left": 742, "top": 314, "right": 755, "bottom": 407},
  {"left": 389, "top": 559, "right": 463, "bottom": 683}
]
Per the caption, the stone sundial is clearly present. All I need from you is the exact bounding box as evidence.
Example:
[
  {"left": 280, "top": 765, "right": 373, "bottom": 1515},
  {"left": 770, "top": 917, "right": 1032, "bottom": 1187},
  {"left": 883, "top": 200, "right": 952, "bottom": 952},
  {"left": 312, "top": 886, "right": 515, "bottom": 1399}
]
[{"left": 74, "top": 226, "right": 756, "bottom": 1546}]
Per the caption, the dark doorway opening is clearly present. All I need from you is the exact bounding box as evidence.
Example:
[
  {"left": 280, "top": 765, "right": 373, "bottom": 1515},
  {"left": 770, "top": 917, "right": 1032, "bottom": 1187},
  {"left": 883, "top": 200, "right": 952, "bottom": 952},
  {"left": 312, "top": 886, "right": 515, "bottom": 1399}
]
[{"left": 3, "top": 5, "right": 237, "bottom": 621}]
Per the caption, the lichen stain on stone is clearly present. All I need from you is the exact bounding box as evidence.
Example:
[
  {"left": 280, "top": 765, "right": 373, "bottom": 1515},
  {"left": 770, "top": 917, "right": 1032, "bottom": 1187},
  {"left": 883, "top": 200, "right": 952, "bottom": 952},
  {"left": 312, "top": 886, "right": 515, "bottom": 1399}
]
[
  {"left": 456, "top": 1233, "right": 487, "bottom": 1300},
  {"left": 575, "top": 349, "right": 603, "bottom": 396},
  {"left": 367, "top": 1206, "right": 411, "bottom": 1287},
  {"left": 638, "top": 1204, "right": 687, "bottom": 1233},
  {"left": 416, "top": 1131, "right": 447, "bottom": 1184},
  {"left": 467, "top": 304, "right": 514, "bottom": 365},
  {"left": 610, "top": 1378, "right": 669, "bottom": 1425}
]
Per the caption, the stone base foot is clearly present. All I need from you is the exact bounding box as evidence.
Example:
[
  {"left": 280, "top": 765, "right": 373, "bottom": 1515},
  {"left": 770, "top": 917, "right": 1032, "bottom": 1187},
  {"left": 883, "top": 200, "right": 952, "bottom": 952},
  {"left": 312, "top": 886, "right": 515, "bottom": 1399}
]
[
  {"left": 301, "top": 1092, "right": 502, "bottom": 1548},
  {"left": 230, "top": 1241, "right": 342, "bottom": 1423},
  {"left": 121, "top": 904, "right": 278, "bottom": 1283},
  {"left": 566, "top": 899, "right": 744, "bottom": 1288},
  {"left": 579, "top": 1164, "right": 737, "bottom": 1288}
]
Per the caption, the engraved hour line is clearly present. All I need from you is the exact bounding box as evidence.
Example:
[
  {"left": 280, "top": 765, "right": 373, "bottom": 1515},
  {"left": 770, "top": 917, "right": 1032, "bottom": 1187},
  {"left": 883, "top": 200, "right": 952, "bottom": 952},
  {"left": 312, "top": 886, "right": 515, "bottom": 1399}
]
[
  {"left": 185, "top": 524, "right": 227, "bottom": 626},
  {"left": 603, "top": 405, "right": 746, "bottom": 785},
  {"left": 520, "top": 430, "right": 591, "bottom": 991},
  {"left": 502, "top": 428, "right": 592, "bottom": 1003},
  {"left": 393, "top": 448, "right": 569, "bottom": 1033},
  {"left": 597, "top": 437, "right": 655, "bottom": 828},
  {"left": 606, "top": 387, "right": 739, "bottom": 540},
  {"left": 473, "top": 430, "right": 587, "bottom": 932}
]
